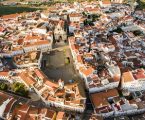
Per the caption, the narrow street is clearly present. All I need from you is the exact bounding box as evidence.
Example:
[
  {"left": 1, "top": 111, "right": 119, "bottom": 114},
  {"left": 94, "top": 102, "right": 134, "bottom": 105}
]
[{"left": 83, "top": 90, "right": 94, "bottom": 120}]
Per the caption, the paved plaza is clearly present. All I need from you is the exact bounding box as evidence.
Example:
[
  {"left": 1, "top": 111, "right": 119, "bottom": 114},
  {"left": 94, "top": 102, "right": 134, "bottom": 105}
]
[{"left": 42, "top": 45, "right": 80, "bottom": 84}]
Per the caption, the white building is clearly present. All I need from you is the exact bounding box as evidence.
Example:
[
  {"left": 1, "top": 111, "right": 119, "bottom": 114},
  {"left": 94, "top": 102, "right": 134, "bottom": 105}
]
[
  {"left": 54, "top": 21, "right": 67, "bottom": 42},
  {"left": 111, "top": 0, "right": 123, "bottom": 3}
]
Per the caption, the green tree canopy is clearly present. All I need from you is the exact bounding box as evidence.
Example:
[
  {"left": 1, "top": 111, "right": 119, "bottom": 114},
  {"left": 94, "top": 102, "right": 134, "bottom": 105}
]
[
  {"left": 0, "top": 83, "right": 8, "bottom": 91},
  {"left": 12, "top": 82, "right": 28, "bottom": 97}
]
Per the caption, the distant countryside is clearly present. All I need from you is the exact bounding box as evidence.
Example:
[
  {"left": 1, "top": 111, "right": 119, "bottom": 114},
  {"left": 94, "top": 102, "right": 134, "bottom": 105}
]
[{"left": 0, "top": 6, "right": 43, "bottom": 16}]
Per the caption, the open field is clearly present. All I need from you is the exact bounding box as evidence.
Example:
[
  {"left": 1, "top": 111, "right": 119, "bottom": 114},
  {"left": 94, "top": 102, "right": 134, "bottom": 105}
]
[
  {"left": 0, "top": 5, "right": 43, "bottom": 16},
  {"left": 139, "top": 0, "right": 145, "bottom": 9},
  {"left": 0, "top": 5, "right": 44, "bottom": 16},
  {"left": 141, "top": 0, "right": 145, "bottom": 2}
]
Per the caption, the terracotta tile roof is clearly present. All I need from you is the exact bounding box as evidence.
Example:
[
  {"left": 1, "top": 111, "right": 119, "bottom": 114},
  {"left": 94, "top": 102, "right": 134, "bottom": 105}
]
[
  {"left": 0, "top": 27, "right": 5, "bottom": 32},
  {"left": 56, "top": 112, "right": 65, "bottom": 120},
  {"left": 27, "top": 107, "right": 38, "bottom": 119},
  {"left": 2, "top": 14, "right": 19, "bottom": 20},
  {"left": 0, "top": 72, "right": 9, "bottom": 76},
  {"left": 0, "top": 92, "right": 13, "bottom": 105},
  {"left": 24, "top": 40, "right": 49, "bottom": 47},
  {"left": 77, "top": 55, "right": 83, "bottom": 63},
  {"left": 44, "top": 79, "right": 59, "bottom": 89},
  {"left": 33, "top": 69, "right": 59, "bottom": 90},
  {"left": 69, "top": 13, "right": 81, "bottom": 17},
  {"left": 102, "top": 0, "right": 111, "bottom": 4},
  {"left": 81, "top": 67, "right": 94, "bottom": 77},
  {"left": 13, "top": 104, "right": 29, "bottom": 120},
  {"left": 45, "top": 109, "right": 55, "bottom": 119},
  {"left": 91, "top": 89, "right": 118, "bottom": 108},
  {"left": 34, "top": 69, "right": 45, "bottom": 79},
  {"left": 112, "top": 74, "right": 120, "bottom": 82},
  {"left": 133, "top": 69, "right": 145, "bottom": 80},
  {"left": 86, "top": 7, "right": 100, "bottom": 12},
  {"left": 4, "top": 98, "right": 16, "bottom": 114},
  {"left": 47, "top": 95, "right": 56, "bottom": 101},
  {"left": 25, "top": 35, "right": 41, "bottom": 41},
  {"left": 124, "top": 16, "right": 133, "bottom": 21},
  {"left": 71, "top": 44, "right": 79, "bottom": 51},
  {"left": 122, "top": 71, "right": 135, "bottom": 83},
  {"left": 17, "top": 39, "right": 24, "bottom": 45},
  {"left": 55, "top": 89, "right": 65, "bottom": 96},
  {"left": 19, "top": 72, "right": 36, "bottom": 86}
]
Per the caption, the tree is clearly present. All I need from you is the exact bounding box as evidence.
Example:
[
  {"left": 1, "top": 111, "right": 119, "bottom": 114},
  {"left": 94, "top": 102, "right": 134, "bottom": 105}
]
[
  {"left": 111, "top": 27, "right": 123, "bottom": 33},
  {"left": 0, "top": 83, "right": 8, "bottom": 91},
  {"left": 92, "top": 14, "right": 100, "bottom": 22},
  {"left": 62, "top": 10, "right": 67, "bottom": 13},
  {"left": 67, "top": 0, "right": 74, "bottom": 3},
  {"left": 82, "top": 12, "right": 87, "bottom": 17},
  {"left": 12, "top": 82, "right": 28, "bottom": 97}
]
